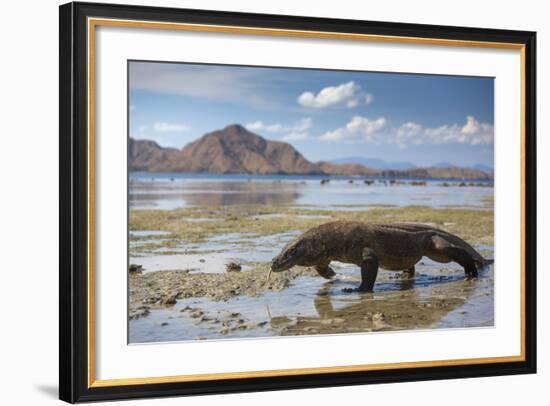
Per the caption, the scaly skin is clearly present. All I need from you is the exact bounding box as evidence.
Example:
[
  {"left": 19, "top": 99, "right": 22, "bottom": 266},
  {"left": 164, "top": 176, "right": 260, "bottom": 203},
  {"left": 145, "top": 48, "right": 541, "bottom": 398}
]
[{"left": 270, "top": 221, "right": 493, "bottom": 292}]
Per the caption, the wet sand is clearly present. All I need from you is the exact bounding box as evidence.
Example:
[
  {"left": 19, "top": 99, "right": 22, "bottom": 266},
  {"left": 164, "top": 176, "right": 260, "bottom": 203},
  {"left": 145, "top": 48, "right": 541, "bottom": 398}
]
[{"left": 128, "top": 202, "right": 494, "bottom": 343}]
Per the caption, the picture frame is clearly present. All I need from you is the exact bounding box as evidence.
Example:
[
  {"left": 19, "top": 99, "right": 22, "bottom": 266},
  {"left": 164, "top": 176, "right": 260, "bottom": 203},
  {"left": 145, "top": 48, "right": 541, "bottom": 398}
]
[{"left": 59, "top": 1, "right": 537, "bottom": 403}]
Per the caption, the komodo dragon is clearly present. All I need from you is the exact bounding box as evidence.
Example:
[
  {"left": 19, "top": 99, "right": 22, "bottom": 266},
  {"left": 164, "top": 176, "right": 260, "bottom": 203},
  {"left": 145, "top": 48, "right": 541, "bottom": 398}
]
[{"left": 269, "top": 221, "right": 493, "bottom": 292}]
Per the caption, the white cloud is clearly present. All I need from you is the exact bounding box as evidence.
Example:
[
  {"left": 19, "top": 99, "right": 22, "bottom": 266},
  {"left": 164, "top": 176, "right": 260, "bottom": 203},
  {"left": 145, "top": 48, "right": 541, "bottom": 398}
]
[
  {"left": 290, "top": 117, "right": 313, "bottom": 133},
  {"left": 153, "top": 121, "right": 189, "bottom": 133},
  {"left": 321, "top": 115, "right": 494, "bottom": 147},
  {"left": 297, "top": 81, "right": 374, "bottom": 109},
  {"left": 320, "top": 116, "right": 387, "bottom": 142},
  {"left": 396, "top": 122, "right": 423, "bottom": 147},
  {"left": 246, "top": 117, "right": 313, "bottom": 141},
  {"left": 245, "top": 121, "right": 284, "bottom": 133},
  {"left": 282, "top": 132, "right": 309, "bottom": 141},
  {"left": 400, "top": 116, "right": 494, "bottom": 146},
  {"left": 461, "top": 115, "right": 494, "bottom": 143}
]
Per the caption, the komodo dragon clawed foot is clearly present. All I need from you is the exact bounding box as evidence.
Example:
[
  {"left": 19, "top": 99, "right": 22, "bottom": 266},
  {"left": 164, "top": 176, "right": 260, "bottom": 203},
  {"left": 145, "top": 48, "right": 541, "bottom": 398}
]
[
  {"left": 402, "top": 266, "right": 416, "bottom": 279},
  {"left": 314, "top": 264, "right": 336, "bottom": 279}
]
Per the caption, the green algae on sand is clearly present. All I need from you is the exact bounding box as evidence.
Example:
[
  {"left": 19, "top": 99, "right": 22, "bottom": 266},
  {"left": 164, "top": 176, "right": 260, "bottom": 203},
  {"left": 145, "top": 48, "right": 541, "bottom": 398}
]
[{"left": 129, "top": 204, "right": 494, "bottom": 254}]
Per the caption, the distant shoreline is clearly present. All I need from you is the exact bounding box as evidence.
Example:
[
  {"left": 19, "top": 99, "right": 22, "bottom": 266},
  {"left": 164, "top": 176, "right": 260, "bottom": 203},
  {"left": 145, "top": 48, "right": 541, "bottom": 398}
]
[{"left": 129, "top": 171, "right": 494, "bottom": 182}]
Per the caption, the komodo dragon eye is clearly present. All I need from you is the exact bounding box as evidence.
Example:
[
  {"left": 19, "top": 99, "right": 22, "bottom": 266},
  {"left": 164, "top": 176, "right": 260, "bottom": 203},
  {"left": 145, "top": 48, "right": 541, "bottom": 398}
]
[{"left": 286, "top": 246, "right": 298, "bottom": 257}]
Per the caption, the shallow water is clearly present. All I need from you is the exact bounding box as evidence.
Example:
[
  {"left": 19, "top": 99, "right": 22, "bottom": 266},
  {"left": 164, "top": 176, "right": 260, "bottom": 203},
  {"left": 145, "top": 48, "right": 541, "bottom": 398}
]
[
  {"left": 130, "top": 231, "right": 300, "bottom": 273},
  {"left": 128, "top": 173, "right": 494, "bottom": 343},
  {"left": 129, "top": 173, "right": 492, "bottom": 210},
  {"left": 129, "top": 248, "right": 494, "bottom": 343},
  {"left": 434, "top": 268, "right": 494, "bottom": 328}
]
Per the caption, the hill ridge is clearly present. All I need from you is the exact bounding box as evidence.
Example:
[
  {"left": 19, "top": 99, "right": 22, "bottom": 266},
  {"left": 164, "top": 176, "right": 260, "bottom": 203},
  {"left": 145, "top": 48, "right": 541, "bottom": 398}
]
[{"left": 129, "top": 124, "right": 492, "bottom": 180}]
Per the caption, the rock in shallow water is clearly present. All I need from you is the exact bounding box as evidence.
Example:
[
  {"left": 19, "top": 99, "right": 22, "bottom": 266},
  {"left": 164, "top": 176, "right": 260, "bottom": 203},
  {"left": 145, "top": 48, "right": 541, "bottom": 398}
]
[
  {"left": 225, "top": 262, "right": 242, "bottom": 272},
  {"left": 160, "top": 293, "right": 178, "bottom": 306},
  {"left": 129, "top": 264, "right": 143, "bottom": 274}
]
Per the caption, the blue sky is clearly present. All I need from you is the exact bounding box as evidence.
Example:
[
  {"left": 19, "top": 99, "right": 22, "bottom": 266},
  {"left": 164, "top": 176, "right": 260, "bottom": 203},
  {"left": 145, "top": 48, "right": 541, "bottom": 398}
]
[{"left": 129, "top": 61, "right": 494, "bottom": 167}]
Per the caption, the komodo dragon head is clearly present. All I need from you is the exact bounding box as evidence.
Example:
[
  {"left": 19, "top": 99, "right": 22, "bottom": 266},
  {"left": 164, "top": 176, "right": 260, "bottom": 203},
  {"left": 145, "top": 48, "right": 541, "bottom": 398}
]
[{"left": 268, "top": 234, "right": 320, "bottom": 280}]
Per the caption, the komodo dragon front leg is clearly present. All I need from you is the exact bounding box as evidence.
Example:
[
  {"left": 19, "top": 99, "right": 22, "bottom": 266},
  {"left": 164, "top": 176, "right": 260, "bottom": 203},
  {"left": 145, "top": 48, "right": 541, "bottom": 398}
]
[
  {"left": 429, "top": 234, "right": 478, "bottom": 277},
  {"left": 358, "top": 247, "right": 379, "bottom": 292},
  {"left": 314, "top": 261, "right": 336, "bottom": 279}
]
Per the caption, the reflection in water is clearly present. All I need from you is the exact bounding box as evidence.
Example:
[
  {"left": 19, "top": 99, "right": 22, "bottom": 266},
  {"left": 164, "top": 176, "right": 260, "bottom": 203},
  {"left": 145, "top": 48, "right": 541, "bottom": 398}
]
[
  {"left": 129, "top": 265, "right": 493, "bottom": 343},
  {"left": 131, "top": 180, "right": 302, "bottom": 208},
  {"left": 279, "top": 281, "right": 456, "bottom": 335},
  {"left": 278, "top": 266, "right": 493, "bottom": 336},
  {"left": 129, "top": 173, "right": 494, "bottom": 210}
]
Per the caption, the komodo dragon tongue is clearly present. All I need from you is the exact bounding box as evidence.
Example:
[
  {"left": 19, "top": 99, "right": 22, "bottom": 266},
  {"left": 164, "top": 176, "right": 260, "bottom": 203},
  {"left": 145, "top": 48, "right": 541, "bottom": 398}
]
[{"left": 266, "top": 268, "right": 273, "bottom": 282}]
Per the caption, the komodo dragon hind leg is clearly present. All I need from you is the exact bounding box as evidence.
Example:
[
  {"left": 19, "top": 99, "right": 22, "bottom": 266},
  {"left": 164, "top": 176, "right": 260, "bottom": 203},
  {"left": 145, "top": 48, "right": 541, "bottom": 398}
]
[
  {"left": 429, "top": 235, "right": 478, "bottom": 278},
  {"left": 403, "top": 266, "right": 415, "bottom": 278},
  {"left": 314, "top": 263, "right": 336, "bottom": 279},
  {"left": 358, "top": 247, "right": 379, "bottom": 292}
]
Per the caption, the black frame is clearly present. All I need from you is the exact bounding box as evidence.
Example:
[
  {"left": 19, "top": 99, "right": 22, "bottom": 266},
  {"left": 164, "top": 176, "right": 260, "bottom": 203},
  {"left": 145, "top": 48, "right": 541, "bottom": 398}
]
[{"left": 59, "top": 1, "right": 537, "bottom": 403}]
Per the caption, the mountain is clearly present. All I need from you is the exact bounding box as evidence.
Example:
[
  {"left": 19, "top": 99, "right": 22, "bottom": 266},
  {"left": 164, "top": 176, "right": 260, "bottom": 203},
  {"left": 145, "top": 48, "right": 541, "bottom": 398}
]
[
  {"left": 129, "top": 124, "right": 492, "bottom": 179},
  {"left": 471, "top": 164, "right": 494, "bottom": 175},
  {"left": 131, "top": 124, "right": 322, "bottom": 174},
  {"left": 331, "top": 157, "right": 415, "bottom": 170},
  {"left": 431, "top": 161, "right": 493, "bottom": 175},
  {"left": 129, "top": 138, "right": 178, "bottom": 172},
  {"left": 380, "top": 167, "right": 491, "bottom": 180},
  {"left": 333, "top": 158, "right": 493, "bottom": 177},
  {"left": 317, "top": 161, "right": 379, "bottom": 176}
]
